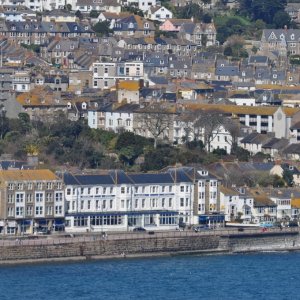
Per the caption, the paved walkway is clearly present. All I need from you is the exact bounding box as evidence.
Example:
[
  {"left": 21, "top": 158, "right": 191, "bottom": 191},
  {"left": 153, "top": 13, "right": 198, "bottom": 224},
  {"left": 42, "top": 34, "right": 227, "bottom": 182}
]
[{"left": 0, "top": 227, "right": 297, "bottom": 247}]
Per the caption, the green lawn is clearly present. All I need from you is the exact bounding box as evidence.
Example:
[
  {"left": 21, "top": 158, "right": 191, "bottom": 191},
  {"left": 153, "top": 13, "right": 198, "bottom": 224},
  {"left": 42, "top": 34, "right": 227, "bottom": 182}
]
[{"left": 214, "top": 14, "right": 252, "bottom": 27}]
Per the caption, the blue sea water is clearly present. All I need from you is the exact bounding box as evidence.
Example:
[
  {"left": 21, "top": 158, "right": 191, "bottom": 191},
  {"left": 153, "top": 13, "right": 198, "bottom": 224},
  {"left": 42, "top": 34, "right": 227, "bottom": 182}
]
[{"left": 0, "top": 252, "right": 300, "bottom": 300}]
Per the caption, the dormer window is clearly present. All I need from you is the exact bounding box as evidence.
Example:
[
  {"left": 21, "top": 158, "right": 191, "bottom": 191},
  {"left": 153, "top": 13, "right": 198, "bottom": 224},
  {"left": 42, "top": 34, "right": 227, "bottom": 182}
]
[
  {"left": 280, "top": 34, "right": 284, "bottom": 40},
  {"left": 56, "top": 44, "right": 60, "bottom": 49},
  {"left": 70, "top": 44, "right": 74, "bottom": 49},
  {"left": 273, "top": 74, "right": 277, "bottom": 79},
  {"left": 85, "top": 26, "right": 89, "bottom": 30},
  {"left": 144, "top": 23, "right": 149, "bottom": 28},
  {"left": 24, "top": 24, "right": 29, "bottom": 30},
  {"left": 74, "top": 25, "right": 78, "bottom": 31},
  {"left": 128, "top": 22, "right": 134, "bottom": 28},
  {"left": 50, "top": 25, "right": 54, "bottom": 30},
  {"left": 291, "top": 34, "right": 295, "bottom": 40},
  {"left": 221, "top": 63, "right": 224, "bottom": 67},
  {"left": 82, "top": 102, "right": 87, "bottom": 109},
  {"left": 11, "top": 25, "right": 16, "bottom": 30}
]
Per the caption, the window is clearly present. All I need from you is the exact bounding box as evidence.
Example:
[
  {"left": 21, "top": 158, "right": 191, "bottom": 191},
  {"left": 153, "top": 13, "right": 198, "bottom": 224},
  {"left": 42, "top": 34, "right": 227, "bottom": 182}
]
[
  {"left": 169, "top": 198, "right": 172, "bottom": 207},
  {"left": 180, "top": 198, "right": 184, "bottom": 207},
  {"left": 17, "top": 183, "right": 23, "bottom": 190},
  {"left": 16, "top": 207, "right": 24, "bottom": 216},
  {"left": 7, "top": 207, "right": 14, "bottom": 217},
  {"left": 121, "top": 187, "right": 125, "bottom": 194},
  {"left": 121, "top": 200, "right": 125, "bottom": 208},
  {"left": 46, "top": 206, "right": 53, "bottom": 215},
  {"left": 36, "top": 192, "right": 43, "bottom": 202},
  {"left": 186, "top": 198, "right": 189, "bottom": 206},
  {"left": 26, "top": 206, "right": 33, "bottom": 216},
  {"left": 162, "top": 198, "right": 165, "bottom": 207},
  {"left": 180, "top": 186, "right": 184, "bottom": 192},
  {"left": 55, "top": 205, "right": 62, "bottom": 214},
  {"left": 37, "top": 182, "right": 43, "bottom": 190},
  {"left": 46, "top": 182, "right": 52, "bottom": 189},
  {"left": 16, "top": 193, "right": 24, "bottom": 203},
  {"left": 67, "top": 188, "right": 71, "bottom": 195},
  {"left": 8, "top": 183, "right": 14, "bottom": 190},
  {"left": 135, "top": 199, "right": 138, "bottom": 208},
  {"left": 7, "top": 194, "right": 14, "bottom": 203},
  {"left": 35, "top": 206, "right": 43, "bottom": 215},
  {"left": 142, "top": 199, "right": 145, "bottom": 208},
  {"left": 27, "top": 194, "right": 33, "bottom": 203},
  {"left": 110, "top": 200, "right": 113, "bottom": 209},
  {"left": 46, "top": 193, "right": 52, "bottom": 202}
]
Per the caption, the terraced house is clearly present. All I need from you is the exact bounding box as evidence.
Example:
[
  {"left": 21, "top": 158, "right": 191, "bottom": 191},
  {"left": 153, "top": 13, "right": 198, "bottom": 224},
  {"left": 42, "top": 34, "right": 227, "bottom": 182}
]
[
  {"left": 0, "top": 169, "right": 64, "bottom": 235},
  {"left": 63, "top": 167, "right": 222, "bottom": 232},
  {"left": 261, "top": 29, "right": 300, "bottom": 57},
  {"left": 0, "top": 21, "right": 94, "bottom": 45}
]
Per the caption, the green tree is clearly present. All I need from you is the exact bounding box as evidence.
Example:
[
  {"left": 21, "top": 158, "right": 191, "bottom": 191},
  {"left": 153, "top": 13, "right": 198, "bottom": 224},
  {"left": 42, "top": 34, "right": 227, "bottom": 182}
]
[
  {"left": 92, "top": 21, "right": 112, "bottom": 37},
  {"left": 65, "top": 4, "right": 72, "bottom": 11},
  {"left": 273, "top": 11, "right": 291, "bottom": 29},
  {"left": 283, "top": 169, "right": 294, "bottom": 187},
  {"left": 224, "top": 46, "right": 233, "bottom": 56},
  {"left": 18, "top": 113, "right": 32, "bottom": 134},
  {"left": 202, "top": 13, "right": 212, "bottom": 23},
  {"left": 89, "top": 10, "right": 100, "bottom": 18},
  {"left": 238, "top": 0, "right": 287, "bottom": 24},
  {"left": 175, "top": 3, "right": 203, "bottom": 21},
  {"left": 75, "top": 10, "right": 83, "bottom": 20}
]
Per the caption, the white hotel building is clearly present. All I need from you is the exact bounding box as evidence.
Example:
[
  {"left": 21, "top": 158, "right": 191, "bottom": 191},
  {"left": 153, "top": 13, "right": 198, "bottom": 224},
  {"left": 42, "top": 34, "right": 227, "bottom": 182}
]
[
  {"left": 64, "top": 169, "right": 194, "bottom": 232},
  {"left": 63, "top": 167, "right": 223, "bottom": 232}
]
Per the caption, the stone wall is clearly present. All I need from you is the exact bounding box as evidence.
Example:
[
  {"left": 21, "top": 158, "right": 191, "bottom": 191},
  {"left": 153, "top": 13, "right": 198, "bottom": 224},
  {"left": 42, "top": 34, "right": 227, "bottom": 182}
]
[
  {"left": 0, "top": 235, "right": 220, "bottom": 262},
  {"left": 0, "top": 232, "right": 299, "bottom": 264}
]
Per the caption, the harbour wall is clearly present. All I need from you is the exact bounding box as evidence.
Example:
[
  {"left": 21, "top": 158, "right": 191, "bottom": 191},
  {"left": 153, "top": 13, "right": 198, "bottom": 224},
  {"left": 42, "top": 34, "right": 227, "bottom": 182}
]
[{"left": 0, "top": 230, "right": 299, "bottom": 264}]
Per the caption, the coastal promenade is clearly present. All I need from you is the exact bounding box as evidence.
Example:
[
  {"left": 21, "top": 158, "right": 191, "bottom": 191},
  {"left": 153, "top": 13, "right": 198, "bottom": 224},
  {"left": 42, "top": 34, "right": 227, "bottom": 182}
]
[
  {"left": 0, "top": 227, "right": 298, "bottom": 247},
  {"left": 0, "top": 227, "right": 299, "bottom": 264}
]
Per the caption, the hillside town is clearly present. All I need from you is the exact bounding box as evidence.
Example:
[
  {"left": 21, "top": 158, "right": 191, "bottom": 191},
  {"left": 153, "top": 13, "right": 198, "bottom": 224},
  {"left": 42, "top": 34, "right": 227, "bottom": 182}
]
[{"left": 0, "top": 0, "right": 300, "bottom": 234}]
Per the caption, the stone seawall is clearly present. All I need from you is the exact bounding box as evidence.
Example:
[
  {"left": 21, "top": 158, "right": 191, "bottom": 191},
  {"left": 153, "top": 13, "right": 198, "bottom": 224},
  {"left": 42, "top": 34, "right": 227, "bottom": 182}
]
[{"left": 0, "top": 231, "right": 299, "bottom": 264}]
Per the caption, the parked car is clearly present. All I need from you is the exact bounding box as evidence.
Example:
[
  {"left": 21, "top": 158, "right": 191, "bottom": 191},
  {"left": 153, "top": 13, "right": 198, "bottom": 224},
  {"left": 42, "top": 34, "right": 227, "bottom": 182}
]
[
  {"left": 35, "top": 227, "right": 50, "bottom": 235},
  {"left": 194, "top": 225, "right": 210, "bottom": 232},
  {"left": 133, "top": 227, "right": 146, "bottom": 232}
]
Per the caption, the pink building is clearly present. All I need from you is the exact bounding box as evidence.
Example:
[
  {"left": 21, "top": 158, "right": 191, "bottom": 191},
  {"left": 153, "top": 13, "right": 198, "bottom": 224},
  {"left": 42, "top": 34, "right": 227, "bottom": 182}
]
[{"left": 159, "top": 18, "right": 193, "bottom": 32}]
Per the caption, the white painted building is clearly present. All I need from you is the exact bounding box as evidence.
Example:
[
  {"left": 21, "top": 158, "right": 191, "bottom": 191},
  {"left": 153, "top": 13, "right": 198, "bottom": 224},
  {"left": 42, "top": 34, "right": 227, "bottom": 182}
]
[
  {"left": 12, "top": 70, "right": 31, "bottom": 92},
  {"left": 147, "top": 6, "right": 173, "bottom": 22},
  {"left": 228, "top": 94, "right": 256, "bottom": 106},
  {"left": 64, "top": 169, "right": 195, "bottom": 232},
  {"left": 93, "top": 61, "right": 144, "bottom": 90},
  {"left": 88, "top": 103, "right": 139, "bottom": 132}
]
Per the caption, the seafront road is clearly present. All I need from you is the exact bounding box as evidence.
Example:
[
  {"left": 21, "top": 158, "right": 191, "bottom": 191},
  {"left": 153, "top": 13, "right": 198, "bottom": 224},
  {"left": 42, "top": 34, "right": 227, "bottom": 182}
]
[{"left": 0, "top": 227, "right": 297, "bottom": 247}]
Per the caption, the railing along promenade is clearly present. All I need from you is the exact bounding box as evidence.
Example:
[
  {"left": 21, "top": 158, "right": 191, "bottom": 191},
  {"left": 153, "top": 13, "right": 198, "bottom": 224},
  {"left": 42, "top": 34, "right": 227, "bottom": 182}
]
[{"left": 0, "top": 227, "right": 298, "bottom": 247}]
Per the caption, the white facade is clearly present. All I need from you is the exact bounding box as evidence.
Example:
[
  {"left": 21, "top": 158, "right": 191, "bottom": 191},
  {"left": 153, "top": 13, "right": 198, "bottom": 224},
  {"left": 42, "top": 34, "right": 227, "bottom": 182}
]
[
  {"left": 138, "top": 0, "right": 156, "bottom": 12},
  {"left": 64, "top": 171, "right": 194, "bottom": 232},
  {"left": 12, "top": 71, "right": 31, "bottom": 92},
  {"left": 104, "top": 111, "right": 134, "bottom": 132},
  {"left": 93, "top": 62, "right": 144, "bottom": 90},
  {"left": 228, "top": 96, "right": 256, "bottom": 106},
  {"left": 147, "top": 6, "right": 173, "bottom": 22}
]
